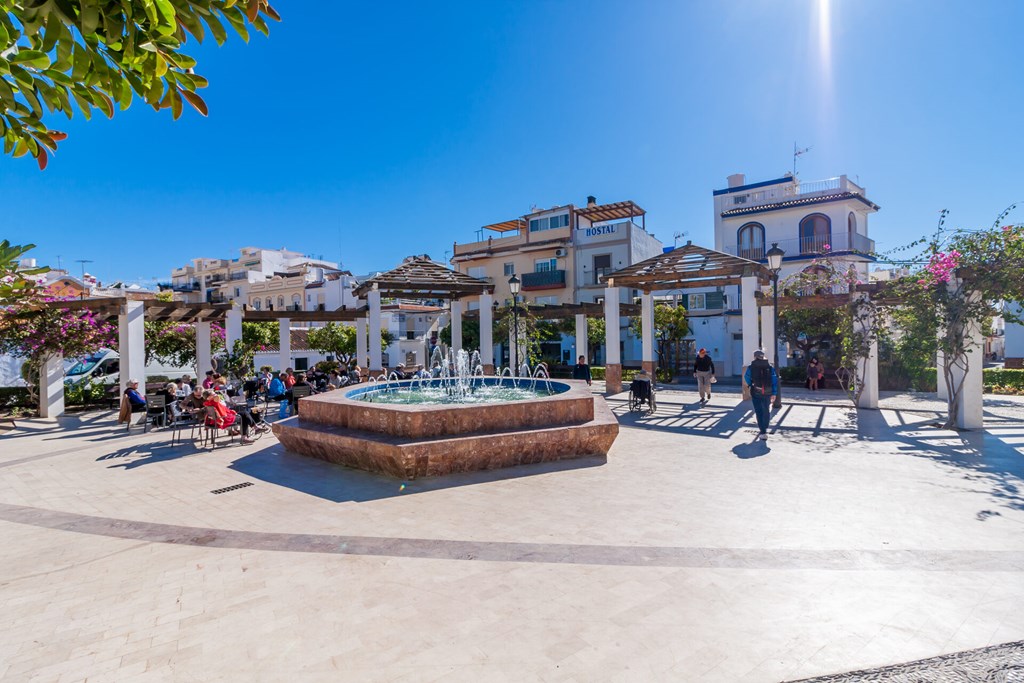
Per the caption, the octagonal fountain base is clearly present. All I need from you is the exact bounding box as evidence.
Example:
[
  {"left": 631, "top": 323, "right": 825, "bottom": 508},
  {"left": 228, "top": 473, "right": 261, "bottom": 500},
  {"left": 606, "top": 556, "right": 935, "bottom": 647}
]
[{"left": 271, "top": 379, "right": 618, "bottom": 479}]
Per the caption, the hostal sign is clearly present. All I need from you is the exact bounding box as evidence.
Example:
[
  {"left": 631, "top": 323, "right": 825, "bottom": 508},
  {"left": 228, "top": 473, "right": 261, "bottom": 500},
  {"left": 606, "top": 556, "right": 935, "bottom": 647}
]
[{"left": 580, "top": 223, "right": 620, "bottom": 241}]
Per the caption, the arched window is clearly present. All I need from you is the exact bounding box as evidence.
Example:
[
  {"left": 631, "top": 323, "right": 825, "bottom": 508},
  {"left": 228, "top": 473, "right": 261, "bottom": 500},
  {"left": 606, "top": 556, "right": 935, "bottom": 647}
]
[
  {"left": 252, "top": 299, "right": 261, "bottom": 310},
  {"left": 737, "top": 222, "right": 765, "bottom": 260},
  {"left": 291, "top": 294, "right": 301, "bottom": 311},
  {"left": 799, "top": 213, "right": 831, "bottom": 254},
  {"left": 266, "top": 297, "right": 273, "bottom": 310},
  {"left": 847, "top": 212, "right": 857, "bottom": 248},
  {"left": 277, "top": 296, "right": 285, "bottom": 309}
]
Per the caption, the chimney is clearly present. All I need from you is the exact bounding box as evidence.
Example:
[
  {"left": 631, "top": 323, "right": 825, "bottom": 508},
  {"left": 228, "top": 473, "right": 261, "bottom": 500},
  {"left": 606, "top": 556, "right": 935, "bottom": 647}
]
[
  {"left": 727, "top": 173, "right": 746, "bottom": 188},
  {"left": 19, "top": 258, "right": 37, "bottom": 268},
  {"left": 586, "top": 195, "right": 597, "bottom": 207}
]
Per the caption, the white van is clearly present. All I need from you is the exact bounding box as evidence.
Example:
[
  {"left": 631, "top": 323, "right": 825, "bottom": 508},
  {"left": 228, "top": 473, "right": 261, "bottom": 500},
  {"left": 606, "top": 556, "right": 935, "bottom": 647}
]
[{"left": 64, "top": 349, "right": 193, "bottom": 386}]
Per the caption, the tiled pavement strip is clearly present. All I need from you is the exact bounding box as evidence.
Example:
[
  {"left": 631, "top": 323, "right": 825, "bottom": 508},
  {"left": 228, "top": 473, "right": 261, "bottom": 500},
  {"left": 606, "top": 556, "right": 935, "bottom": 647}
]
[{"left": 0, "top": 386, "right": 1022, "bottom": 682}]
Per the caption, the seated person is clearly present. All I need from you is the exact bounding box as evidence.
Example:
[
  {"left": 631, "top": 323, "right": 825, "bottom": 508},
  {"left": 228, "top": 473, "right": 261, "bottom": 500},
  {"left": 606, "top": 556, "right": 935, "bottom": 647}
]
[
  {"left": 328, "top": 370, "right": 344, "bottom": 389},
  {"left": 123, "top": 379, "right": 147, "bottom": 413},
  {"left": 202, "top": 390, "right": 257, "bottom": 445},
  {"left": 393, "top": 363, "right": 409, "bottom": 380},
  {"left": 347, "top": 365, "right": 361, "bottom": 384},
  {"left": 179, "top": 386, "right": 207, "bottom": 416},
  {"left": 268, "top": 373, "right": 289, "bottom": 401}
]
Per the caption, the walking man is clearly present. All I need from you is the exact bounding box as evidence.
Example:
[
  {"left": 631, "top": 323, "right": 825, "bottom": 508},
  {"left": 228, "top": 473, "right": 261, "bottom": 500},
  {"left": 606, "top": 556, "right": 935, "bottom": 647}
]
[
  {"left": 744, "top": 349, "right": 778, "bottom": 441},
  {"left": 572, "top": 355, "right": 592, "bottom": 386},
  {"left": 693, "top": 347, "right": 716, "bottom": 405}
]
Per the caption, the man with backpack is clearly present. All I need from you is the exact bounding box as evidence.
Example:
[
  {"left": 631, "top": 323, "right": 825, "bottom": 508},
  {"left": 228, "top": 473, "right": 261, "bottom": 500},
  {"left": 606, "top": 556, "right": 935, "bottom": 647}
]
[{"left": 744, "top": 349, "right": 778, "bottom": 441}]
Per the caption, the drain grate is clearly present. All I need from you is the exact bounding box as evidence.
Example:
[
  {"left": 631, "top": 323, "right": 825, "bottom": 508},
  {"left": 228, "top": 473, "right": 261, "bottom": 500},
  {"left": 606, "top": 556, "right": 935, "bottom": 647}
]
[{"left": 210, "top": 482, "right": 254, "bottom": 495}]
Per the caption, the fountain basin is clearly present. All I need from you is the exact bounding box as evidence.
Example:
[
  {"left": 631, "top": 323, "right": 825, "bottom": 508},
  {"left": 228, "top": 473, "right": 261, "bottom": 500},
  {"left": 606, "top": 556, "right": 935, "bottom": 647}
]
[{"left": 271, "top": 379, "right": 619, "bottom": 479}]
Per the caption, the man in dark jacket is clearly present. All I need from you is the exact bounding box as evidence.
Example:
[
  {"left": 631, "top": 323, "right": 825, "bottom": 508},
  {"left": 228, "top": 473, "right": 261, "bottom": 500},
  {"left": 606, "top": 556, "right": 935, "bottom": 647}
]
[
  {"left": 693, "top": 347, "right": 716, "bottom": 405},
  {"left": 744, "top": 350, "right": 778, "bottom": 441},
  {"left": 572, "top": 355, "right": 592, "bottom": 386}
]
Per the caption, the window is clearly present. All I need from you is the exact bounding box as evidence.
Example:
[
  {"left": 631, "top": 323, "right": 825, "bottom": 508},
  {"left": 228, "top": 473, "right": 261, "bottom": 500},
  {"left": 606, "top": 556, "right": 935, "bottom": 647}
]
[
  {"left": 848, "top": 211, "right": 857, "bottom": 241},
  {"left": 234, "top": 288, "right": 240, "bottom": 297},
  {"left": 252, "top": 299, "right": 261, "bottom": 310},
  {"left": 266, "top": 297, "right": 272, "bottom": 310},
  {"left": 593, "top": 254, "right": 611, "bottom": 284},
  {"left": 277, "top": 296, "right": 285, "bottom": 309},
  {"left": 733, "top": 195, "right": 747, "bottom": 205},
  {"left": 534, "top": 295, "right": 559, "bottom": 305},
  {"left": 528, "top": 213, "right": 569, "bottom": 232},
  {"left": 468, "top": 266, "right": 487, "bottom": 279},
  {"left": 799, "top": 213, "right": 832, "bottom": 253},
  {"left": 737, "top": 223, "right": 765, "bottom": 260},
  {"left": 294, "top": 357, "right": 308, "bottom": 371},
  {"left": 687, "top": 293, "right": 707, "bottom": 310},
  {"left": 503, "top": 262, "right": 515, "bottom": 276},
  {"left": 535, "top": 257, "right": 557, "bottom": 272}
]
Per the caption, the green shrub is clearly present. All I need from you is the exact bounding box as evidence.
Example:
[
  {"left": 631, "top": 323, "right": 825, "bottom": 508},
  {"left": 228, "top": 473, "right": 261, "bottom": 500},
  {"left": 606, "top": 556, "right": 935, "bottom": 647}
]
[
  {"left": 983, "top": 368, "right": 1024, "bottom": 390},
  {"left": 779, "top": 366, "right": 804, "bottom": 384},
  {"left": 314, "top": 360, "right": 340, "bottom": 374},
  {"left": 0, "top": 387, "right": 31, "bottom": 409},
  {"left": 590, "top": 366, "right": 605, "bottom": 380}
]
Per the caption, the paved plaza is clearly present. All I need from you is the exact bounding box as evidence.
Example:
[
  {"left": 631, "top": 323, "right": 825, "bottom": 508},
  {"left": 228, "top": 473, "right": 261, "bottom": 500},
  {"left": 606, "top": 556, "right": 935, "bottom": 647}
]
[{"left": 1, "top": 385, "right": 1023, "bottom": 682}]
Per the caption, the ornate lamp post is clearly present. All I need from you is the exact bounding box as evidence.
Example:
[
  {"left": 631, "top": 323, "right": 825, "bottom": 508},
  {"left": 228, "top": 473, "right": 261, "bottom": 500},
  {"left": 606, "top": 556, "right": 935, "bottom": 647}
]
[
  {"left": 765, "top": 242, "right": 785, "bottom": 409},
  {"left": 508, "top": 274, "right": 521, "bottom": 375}
]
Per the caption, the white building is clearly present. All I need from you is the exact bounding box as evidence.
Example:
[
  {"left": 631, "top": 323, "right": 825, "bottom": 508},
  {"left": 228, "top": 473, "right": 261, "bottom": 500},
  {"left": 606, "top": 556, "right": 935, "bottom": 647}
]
[
  {"left": 667, "top": 173, "right": 880, "bottom": 376},
  {"left": 170, "top": 247, "right": 341, "bottom": 308}
]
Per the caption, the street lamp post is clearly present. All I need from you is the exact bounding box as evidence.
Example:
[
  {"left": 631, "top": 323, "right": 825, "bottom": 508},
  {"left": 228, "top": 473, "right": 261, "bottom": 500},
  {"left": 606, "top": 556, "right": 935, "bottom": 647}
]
[
  {"left": 508, "top": 274, "right": 521, "bottom": 375},
  {"left": 765, "top": 242, "right": 785, "bottom": 409}
]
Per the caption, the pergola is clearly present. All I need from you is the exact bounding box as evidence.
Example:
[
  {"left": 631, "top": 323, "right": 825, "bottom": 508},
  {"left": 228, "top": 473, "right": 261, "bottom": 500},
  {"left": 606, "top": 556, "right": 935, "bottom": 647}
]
[
  {"left": 600, "top": 242, "right": 772, "bottom": 393},
  {"left": 353, "top": 257, "right": 492, "bottom": 372},
  {"left": 31, "top": 293, "right": 370, "bottom": 418}
]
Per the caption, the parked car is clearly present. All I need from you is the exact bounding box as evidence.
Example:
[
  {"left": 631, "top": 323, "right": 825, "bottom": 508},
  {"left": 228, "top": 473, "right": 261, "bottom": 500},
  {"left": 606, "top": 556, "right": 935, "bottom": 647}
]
[{"left": 64, "top": 349, "right": 192, "bottom": 386}]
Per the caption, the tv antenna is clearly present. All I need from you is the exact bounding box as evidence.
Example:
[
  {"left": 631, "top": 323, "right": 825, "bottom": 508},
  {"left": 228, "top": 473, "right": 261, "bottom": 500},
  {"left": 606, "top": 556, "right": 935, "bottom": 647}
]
[
  {"left": 75, "top": 259, "right": 93, "bottom": 299},
  {"left": 793, "top": 142, "right": 812, "bottom": 176},
  {"left": 673, "top": 231, "right": 688, "bottom": 248}
]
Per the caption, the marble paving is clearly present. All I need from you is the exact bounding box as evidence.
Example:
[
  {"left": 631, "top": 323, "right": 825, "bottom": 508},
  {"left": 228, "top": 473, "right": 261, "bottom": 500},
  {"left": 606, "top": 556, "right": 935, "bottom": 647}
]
[{"left": 0, "top": 385, "right": 1022, "bottom": 682}]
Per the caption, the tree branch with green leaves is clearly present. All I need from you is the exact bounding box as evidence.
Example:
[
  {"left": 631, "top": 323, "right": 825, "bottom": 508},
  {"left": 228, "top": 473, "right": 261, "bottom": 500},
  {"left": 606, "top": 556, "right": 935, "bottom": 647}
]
[{"left": 1, "top": 0, "right": 279, "bottom": 168}]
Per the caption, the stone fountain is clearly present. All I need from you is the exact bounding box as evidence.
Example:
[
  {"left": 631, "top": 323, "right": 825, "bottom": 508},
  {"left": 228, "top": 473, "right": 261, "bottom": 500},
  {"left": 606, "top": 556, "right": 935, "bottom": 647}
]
[{"left": 271, "top": 350, "right": 619, "bottom": 479}]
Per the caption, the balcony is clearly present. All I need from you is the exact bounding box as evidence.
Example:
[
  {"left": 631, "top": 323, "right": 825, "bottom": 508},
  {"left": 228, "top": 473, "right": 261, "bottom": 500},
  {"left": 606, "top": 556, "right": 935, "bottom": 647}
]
[
  {"left": 521, "top": 269, "right": 566, "bottom": 290},
  {"left": 593, "top": 267, "right": 613, "bottom": 285},
  {"left": 172, "top": 281, "right": 200, "bottom": 293},
  {"left": 725, "top": 175, "right": 867, "bottom": 212},
  {"left": 724, "top": 232, "right": 876, "bottom": 261}
]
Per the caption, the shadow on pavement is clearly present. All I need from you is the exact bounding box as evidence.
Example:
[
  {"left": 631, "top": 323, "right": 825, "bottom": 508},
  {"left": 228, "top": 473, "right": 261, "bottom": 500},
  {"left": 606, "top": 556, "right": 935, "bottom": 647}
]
[
  {"left": 732, "top": 440, "right": 770, "bottom": 459},
  {"left": 227, "top": 444, "right": 608, "bottom": 503}
]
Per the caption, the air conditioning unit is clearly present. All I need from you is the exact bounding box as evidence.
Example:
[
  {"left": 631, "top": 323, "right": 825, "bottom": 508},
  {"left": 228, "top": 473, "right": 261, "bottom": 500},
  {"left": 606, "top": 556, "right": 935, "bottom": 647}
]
[{"left": 554, "top": 248, "right": 568, "bottom": 257}]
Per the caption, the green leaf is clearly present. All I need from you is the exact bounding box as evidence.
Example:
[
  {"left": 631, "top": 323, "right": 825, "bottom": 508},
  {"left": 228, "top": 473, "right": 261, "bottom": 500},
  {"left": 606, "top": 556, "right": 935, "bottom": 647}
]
[
  {"left": 204, "top": 14, "right": 228, "bottom": 45},
  {"left": 9, "top": 50, "right": 50, "bottom": 68}
]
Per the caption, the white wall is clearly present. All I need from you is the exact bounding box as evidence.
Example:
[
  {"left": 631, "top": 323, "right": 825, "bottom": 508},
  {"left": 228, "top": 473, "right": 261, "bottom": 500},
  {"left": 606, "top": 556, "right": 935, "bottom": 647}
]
[{"left": 1005, "top": 305, "right": 1024, "bottom": 361}]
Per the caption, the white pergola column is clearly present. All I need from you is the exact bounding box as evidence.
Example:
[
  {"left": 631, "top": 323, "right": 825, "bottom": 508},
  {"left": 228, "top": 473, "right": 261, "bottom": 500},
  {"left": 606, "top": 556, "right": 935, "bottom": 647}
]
[
  {"left": 604, "top": 282, "right": 622, "bottom": 393},
  {"left": 641, "top": 290, "right": 655, "bottom": 375},
  {"left": 118, "top": 300, "right": 145, "bottom": 395},
  {"left": 356, "top": 317, "right": 368, "bottom": 370},
  {"left": 450, "top": 299, "right": 463, "bottom": 356},
  {"left": 278, "top": 318, "right": 291, "bottom": 372},
  {"left": 195, "top": 320, "right": 212, "bottom": 378},
  {"left": 479, "top": 292, "right": 494, "bottom": 373},
  {"left": 39, "top": 353, "right": 64, "bottom": 419},
  {"left": 368, "top": 287, "right": 382, "bottom": 372},
  {"left": 759, "top": 304, "right": 775, "bottom": 365},
  {"left": 952, "top": 291, "right": 984, "bottom": 429},
  {"left": 575, "top": 313, "right": 587, "bottom": 364},
  {"left": 740, "top": 275, "right": 759, "bottom": 398},
  {"left": 854, "top": 293, "right": 879, "bottom": 409},
  {"left": 225, "top": 304, "right": 243, "bottom": 352},
  {"left": 936, "top": 347, "right": 948, "bottom": 400}
]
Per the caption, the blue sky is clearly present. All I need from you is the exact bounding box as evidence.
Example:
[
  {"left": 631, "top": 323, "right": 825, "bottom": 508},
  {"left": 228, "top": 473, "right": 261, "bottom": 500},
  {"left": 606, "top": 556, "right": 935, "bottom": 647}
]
[{"left": 6, "top": 0, "right": 1023, "bottom": 285}]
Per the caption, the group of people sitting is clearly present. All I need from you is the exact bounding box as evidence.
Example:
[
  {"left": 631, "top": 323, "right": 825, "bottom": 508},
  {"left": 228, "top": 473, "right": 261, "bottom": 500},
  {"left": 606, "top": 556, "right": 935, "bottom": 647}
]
[
  {"left": 120, "top": 375, "right": 270, "bottom": 445},
  {"left": 260, "top": 364, "right": 363, "bottom": 403}
]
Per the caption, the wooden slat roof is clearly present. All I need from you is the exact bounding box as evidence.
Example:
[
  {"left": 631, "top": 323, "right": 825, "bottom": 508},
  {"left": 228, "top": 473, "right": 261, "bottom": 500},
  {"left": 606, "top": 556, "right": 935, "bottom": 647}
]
[
  {"left": 575, "top": 200, "right": 645, "bottom": 224},
  {"left": 463, "top": 301, "right": 641, "bottom": 320},
  {"left": 603, "top": 242, "right": 772, "bottom": 290},
  {"left": 353, "top": 257, "right": 492, "bottom": 299},
  {"left": 483, "top": 218, "right": 525, "bottom": 233}
]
